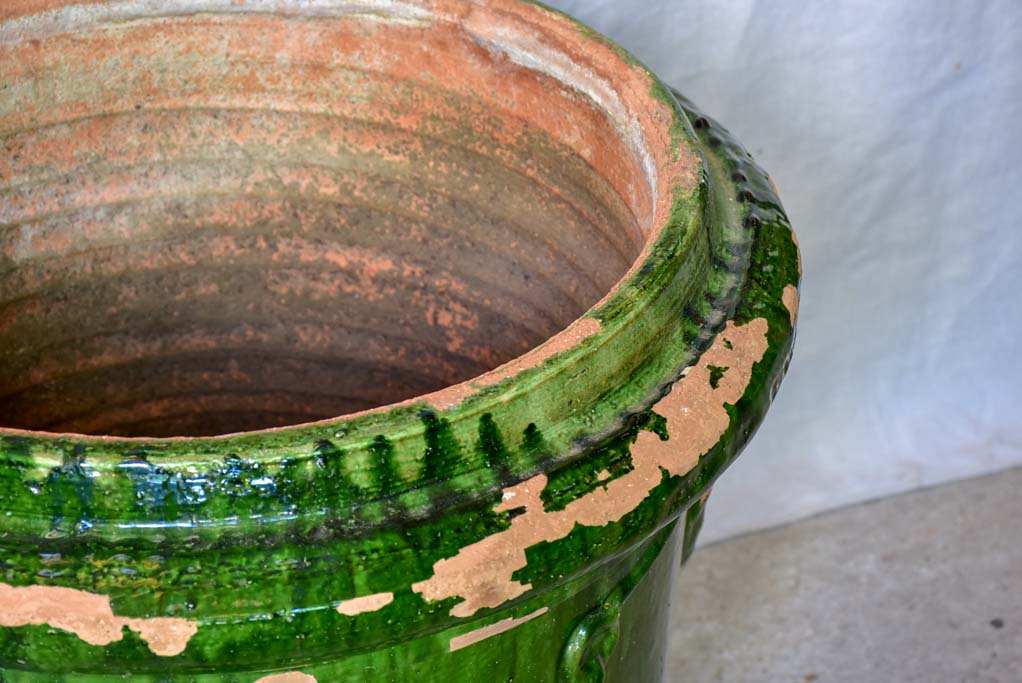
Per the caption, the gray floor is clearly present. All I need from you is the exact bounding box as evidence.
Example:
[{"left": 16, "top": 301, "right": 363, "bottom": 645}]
[{"left": 667, "top": 467, "right": 1021, "bottom": 683}]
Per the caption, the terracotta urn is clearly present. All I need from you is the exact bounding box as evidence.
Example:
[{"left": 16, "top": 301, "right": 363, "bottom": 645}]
[{"left": 0, "top": 1, "right": 800, "bottom": 680}]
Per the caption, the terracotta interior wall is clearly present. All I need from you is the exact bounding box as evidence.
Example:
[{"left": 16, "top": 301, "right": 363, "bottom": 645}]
[{"left": 0, "top": 4, "right": 654, "bottom": 437}]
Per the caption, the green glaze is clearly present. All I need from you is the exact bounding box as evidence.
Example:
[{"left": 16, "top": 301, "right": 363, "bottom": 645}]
[{"left": 0, "top": 8, "right": 799, "bottom": 683}]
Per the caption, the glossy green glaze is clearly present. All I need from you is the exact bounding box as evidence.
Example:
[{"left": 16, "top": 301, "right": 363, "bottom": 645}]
[{"left": 0, "top": 2, "right": 799, "bottom": 681}]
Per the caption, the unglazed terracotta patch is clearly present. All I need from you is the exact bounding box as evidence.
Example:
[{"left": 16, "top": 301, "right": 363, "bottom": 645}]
[
  {"left": 0, "top": 582, "right": 198, "bottom": 656},
  {"left": 412, "top": 318, "right": 769, "bottom": 616},
  {"left": 448, "top": 607, "right": 548, "bottom": 652},
  {"left": 254, "top": 673, "right": 318, "bottom": 683},
  {"left": 336, "top": 591, "right": 395, "bottom": 616},
  {"left": 426, "top": 318, "right": 602, "bottom": 410},
  {"left": 783, "top": 284, "right": 800, "bottom": 326}
]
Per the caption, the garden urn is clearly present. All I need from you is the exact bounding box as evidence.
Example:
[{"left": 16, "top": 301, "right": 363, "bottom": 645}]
[{"left": 0, "top": 0, "right": 801, "bottom": 680}]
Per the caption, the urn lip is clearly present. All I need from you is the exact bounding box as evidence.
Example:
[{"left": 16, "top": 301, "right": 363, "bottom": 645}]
[
  {"left": 0, "top": 0, "right": 701, "bottom": 446},
  {"left": 0, "top": 1, "right": 800, "bottom": 546}
]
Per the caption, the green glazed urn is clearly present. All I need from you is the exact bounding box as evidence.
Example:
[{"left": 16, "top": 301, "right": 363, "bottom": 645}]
[{"left": 0, "top": 1, "right": 800, "bottom": 680}]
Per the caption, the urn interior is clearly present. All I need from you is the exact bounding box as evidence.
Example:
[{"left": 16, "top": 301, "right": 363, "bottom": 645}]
[{"left": 0, "top": 3, "right": 658, "bottom": 437}]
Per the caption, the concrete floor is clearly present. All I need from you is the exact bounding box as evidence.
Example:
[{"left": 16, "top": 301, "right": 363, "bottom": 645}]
[{"left": 667, "top": 466, "right": 1022, "bottom": 683}]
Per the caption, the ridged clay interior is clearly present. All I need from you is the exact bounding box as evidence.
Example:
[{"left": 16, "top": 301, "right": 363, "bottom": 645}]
[{"left": 0, "top": 1, "right": 664, "bottom": 437}]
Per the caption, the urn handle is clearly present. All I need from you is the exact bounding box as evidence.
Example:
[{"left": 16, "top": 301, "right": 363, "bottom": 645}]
[
  {"left": 558, "top": 595, "right": 624, "bottom": 683},
  {"left": 558, "top": 519, "right": 683, "bottom": 682}
]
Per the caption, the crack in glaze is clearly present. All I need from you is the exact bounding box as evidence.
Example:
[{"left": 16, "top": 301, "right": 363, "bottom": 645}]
[
  {"left": 0, "top": 582, "right": 198, "bottom": 656},
  {"left": 412, "top": 318, "right": 769, "bottom": 617}
]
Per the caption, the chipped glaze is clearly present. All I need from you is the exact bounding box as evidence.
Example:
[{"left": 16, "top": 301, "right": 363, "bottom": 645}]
[
  {"left": 426, "top": 317, "right": 603, "bottom": 410},
  {"left": 335, "top": 592, "right": 395, "bottom": 616},
  {"left": 254, "top": 673, "right": 318, "bottom": 683},
  {"left": 0, "top": 1, "right": 799, "bottom": 680},
  {"left": 449, "top": 607, "right": 549, "bottom": 652},
  {"left": 413, "top": 319, "right": 768, "bottom": 617},
  {"left": 0, "top": 582, "right": 197, "bottom": 656},
  {"left": 783, "top": 284, "right": 800, "bottom": 326}
]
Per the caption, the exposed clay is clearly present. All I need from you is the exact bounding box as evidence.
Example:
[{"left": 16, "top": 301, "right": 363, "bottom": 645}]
[
  {"left": 254, "top": 673, "right": 318, "bottom": 683},
  {"left": 426, "top": 318, "right": 602, "bottom": 410},
  {"left": 474, "top": 318, "right": 602, "bottom": 389},
  {"left": 335, "top": 591, "right": 395, "bottom": 616},
  {"left": 412, "top": 318, "right": 769, "bottom": 616},
  {"left": 782, "top": 284, "right": 800, "bottom": 326},
  {"left": 0, "top": 582, "right": 198, "bottom": 656},
  {"left": 448, "top": 607, "right": 548, "bottom": 652},
  {"left": 791, "top": 229, "right": 803, "bottom": 277}
]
